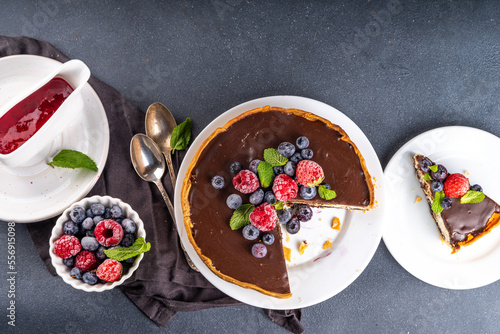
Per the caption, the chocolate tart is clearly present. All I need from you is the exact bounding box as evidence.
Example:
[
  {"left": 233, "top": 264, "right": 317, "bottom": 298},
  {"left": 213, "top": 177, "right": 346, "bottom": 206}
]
[
  {"left": 413, "top": 154, "right": 500, "bottom": 253},
  {"left": 181, "top": 106, "right": 375, "bottom": 298}
]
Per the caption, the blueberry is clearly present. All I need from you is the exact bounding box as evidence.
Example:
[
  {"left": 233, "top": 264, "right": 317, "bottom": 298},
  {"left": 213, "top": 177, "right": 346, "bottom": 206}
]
[
  {"left": 124, "top": 256, "right": 137, "bottom": 264},
  {"left": 420, "top": 158, "right": 433, "bottom": 173},
  {"left": 290, "top": 152, "right": 303, "bottom": 164},
  {"left": 104, "top": 207, "right": 112, "bottom": 219},
  {"left": 264, "top": 191, "right": 277, "bottom": 204},
  {"left": 441, "top": 197, "right": 452, "bottom": 210},
  {"left": 277, "top": 208, "right": 292, "bottom": 224},
  {"left": 226, "top": 194, "right": 243, "bottom": 209},
  {"left": 301, "top": 149, "right": 313, "bottom": 160},
  {"left": 251, "top": 243, "right": 267, "bottom": 258},
  {"left": 286, "top": 217, "right": 301, "bottom": 234},
  {"left": 211, "top": 175, "right": 225, "bottom": 189},
  {"left": 81, "top": 236, "right": 99, "bottom": 251},
  {"left": 82, "top": 272, "right": 98, "bottom": 285},
  {"left": 110, "top": 205, "right": 123, "bottom": 219},
  {"left": 471, "top": 184, "right": 483, "bottom": 192},
  {"left": 431, "top": 180, "right": 443, "bottom": 193},
  {"left": 69, "top": 206, "right": 86, "bottom": 223},
  {"left": 322, "top": 183, "right": 331, "bottom": 190},
  {"left": 96, "top": 246, "right": 107, "bottom": 260},
  {"left": 300, "top": 186, "right": 317, "bottom": 199},
  {"left": 262, "top": 233, "right": 275, "bottom": 245},
  {"left": 249, "top": 189, "right": 265, "bottom": 205},
  {"left": 63, "top": 220, "right": 79, "bottom": 235},
  {"left": 229, "top": 162, "right": 242, "bottom": 175},
  {"left": 284, "top": 161, "right": 296, "bottom": 177},
  {"left": 249, "top": 159, "right": 261, "bottom": 174},
  {"left": 90, "top": 203, "right": 105, "bottom": 216},
  {"left": 86, "top": 208, "right": 94, "bottom": 218},
  {"left": 93, "top": 215, "right": 104, "bottom": 225},
  {"left": 70, "top": 267, "right": 83, "bottom": 280},
  {"left": 121, "top": 218, "right": 136, "bottom": 234},
  {"left": 430, "top": 164, "right": 448, "bottom": 181},
  {"left": 296, "top": 205, "right": 313, "bottom": 222},
  {"left": 63, "top": 257, "right": 75, "bottom": 267},
  {"left": 278, "top": 142, "right": 296, "bottom": 158},
  {"left": 81, "top": 217, "right": 94, "bottom": 231},
  {"left": 296, "top": 136, "right": 309, "bottom": 149},
  {"left": 242, "top": 224, "right": 260, "bottom": 240},
  {"left": 121, "top": 234, "right": 135, "bottom": 247},
  {"left": 273, "top": 166, "right": 284, "bottom": 175},
  {"left": 86, "top": 230, "right": 95, "bottom": 237}
]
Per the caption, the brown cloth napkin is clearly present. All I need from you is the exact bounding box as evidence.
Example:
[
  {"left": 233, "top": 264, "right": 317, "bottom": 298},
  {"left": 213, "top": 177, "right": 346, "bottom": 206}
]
[{"left": 0, "top": 36, "right": 304, "bottom": 334}]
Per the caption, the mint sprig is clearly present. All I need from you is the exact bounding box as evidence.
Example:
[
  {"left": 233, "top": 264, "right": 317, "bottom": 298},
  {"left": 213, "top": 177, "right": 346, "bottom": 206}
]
[
  {"left": 170, "top": 117, "right": 192, "bottom": 154},
  {"left": 47, "top": 149, "right": 98, "bottom": 172},
  {"left": 460, "top": 190, "right": 485, "bottom": 204},
  {"left": 424, "top": 173, "right": 433, "bottom": 181},
  {"left": 103, "top": 237, "right": 151, "bottom": 261},
  {"left": 273, "top": 201, "right": 285, "bottom": 210},
  {"left": 257, "top": 161, "right": 274, "bottom": 188},
  {"left": 229, "top": 204, "right": 254, "bottom": 230},
  {"left": 429, "top": 165, "right": 439, "bottom": 173},
  {"left": 432, "top": 191, "right": 445, "bottom": 214},
  {"left": 263, "top": 148, "right": 288, "bottom": 167},
  {"left": 318, "top": 185, "right": 337, "bottom": 200}
]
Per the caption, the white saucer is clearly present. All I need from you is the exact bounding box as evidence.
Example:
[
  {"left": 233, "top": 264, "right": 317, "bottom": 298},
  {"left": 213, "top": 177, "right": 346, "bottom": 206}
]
[
  {"left": 174, "top": 96, "right": 386, "bottom": 309},
  {"left": 0, "top": 55, "right": 109, "bottom": 223},
  {"left": 383, "top": 126, "right": 500, "bottom": 289}
]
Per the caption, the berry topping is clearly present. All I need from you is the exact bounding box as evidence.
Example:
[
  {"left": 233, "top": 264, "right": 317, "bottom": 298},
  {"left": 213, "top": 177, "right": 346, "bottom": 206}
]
[
  {"left": 69, "top": 206, "right": 86, "bottom": 223},
  {"left": 278, "top": 142, "right": 296, "bottom": 158},
  {"left": 242, "top": 224, "right": 260, "bottom": 240},
  {"left": 96, "top": 246, "right": 107, "bottom": 260},
  {"left": 470, "top": 184, "right": 483, "bottom": 192},
  {"left": 110, "top": 205, "right": 123, "bottom": 219},
  {"left": 81, "top": 236, "right": 99, "bottom": 251},
  {"left": 262, "top": 233, "right": 275, "bottom": 245},
  {"left": 301, "top": 148, "right": 313, "bottom": 160},
  {"left": 430, "top": 164, "right": 448, "bottom": 181},
  {"left": 290, "top": 152, "right": 303, "bottom": 164},
  {"left": 286, "top": 217, "right": 301, "bottom": 234},
  {"left": 420, "top": 158, "right": 432, "bottom": 173},
  {"left": 296, "top": 160, "right": 324, "bottom": 187},
  {"left": 443, "top": 173, "right": 470, "bottom": 198},
  {"left": 121, "top": 218, "right": 136, "bottom": 234},
  {"left": 81, "top": 217, "right": 94, "bottom": 231},
  {"left": 232, "top": 170, "right": 259, "bottom": 194},
  {"left": 63, "top": 257, "right": 75, "bottom": 267},
  {"left": 296, "top": 136, "right": 309, "bottom": 149},
  {"left": 63, "top": 220, "right": 79, "bottom": 235},
  {"left": 90, "top": 203, "right": 105, "bottom": 216},
  {"left": 74, "top": 250, "right": 98, "bottom": 272},
  {"left": 96, "top": 259, "right": 123, "bottom": 282},
  {"left": 272, "top": 174, "right": 298, "bottom": 201},
  {"left": 249, "top": 159, "right": 261, "bottom": 174},
  {"left": 93, "top": 215, "right": 104, "bottom": 225},
  {"left": 273, "top": 166, "right": 285, "bottom": 175},
  {"left": 121, "top": 234, "right": 135, "bottom": 247},
  {"left": 94, "top": 219, "right": 124, "bottom": 247},
  {"left": 264, "top": 191, "right": 278, "bottom": 204},
  {"left": 299, "top": 186, "right": 317, "bottom": 199},
  {"left": 249, "top": 188, "right": 265, "bottom": 205},
  {"left": 211, "top": 175, "right": 225, "bottom": 189},
  {"left": 226, "top": 194, "right": 243, "bottom": 209},
  {"left": 296, "top": 204, "right": 313, "bottom": 222},
  {"left": 284, "top": 161, "right": 296, "bottom": 177},
  {"left": 277, "top": 208, "right": 292, "bottom": 224},
  {"left": 441, "top": 197, "right": 453, "bottom": 210},
  {"left": 229, "top": 161, "right": 242, "bottom": 175},
  {"left": 431, "top": 180, "right": 443, "bottom": 193},
  {"left": 53, "top": 235, "right": 82, "bottom": 259},
  {"left": 70, "top": 267, "right": 83, "bottom": 280},
  {"left": 82, "top": 272, "right": 98, "bottom": 285},
  {"left": 249, "top": 203, "right": 278, "bottom": 232},
  {"left": 251, "top": 243, "right": 268, "bottom": 258}
]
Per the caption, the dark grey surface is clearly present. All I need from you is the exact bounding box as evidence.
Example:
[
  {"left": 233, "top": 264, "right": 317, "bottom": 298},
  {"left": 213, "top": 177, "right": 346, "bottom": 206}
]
[{"left": 1, "top": 0, "right": 500, "bottom": 333}]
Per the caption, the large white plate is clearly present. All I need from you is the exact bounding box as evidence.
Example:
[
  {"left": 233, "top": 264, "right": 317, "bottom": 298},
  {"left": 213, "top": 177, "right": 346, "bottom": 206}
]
[
  {"left": 0, "top": 55, "right": 109, "bottom": 223},
  {"left": 174, "top": 96, "right": 385, "bottom": 309},
  {"left": 383, "top": 126, "right": 500, "bottom": 289}
]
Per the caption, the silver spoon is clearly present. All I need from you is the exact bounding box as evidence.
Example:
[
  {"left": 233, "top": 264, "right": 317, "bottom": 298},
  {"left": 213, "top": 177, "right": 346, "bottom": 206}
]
[
  {"left": 130, "top": 133, "right": 199, "bottom": 271},
  {"left": 145, "top": 102, "right": 177, "bottom": 189}
]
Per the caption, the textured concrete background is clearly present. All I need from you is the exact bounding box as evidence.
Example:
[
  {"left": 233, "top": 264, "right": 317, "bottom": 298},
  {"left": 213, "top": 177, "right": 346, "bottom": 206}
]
[{"left": 1, "top": 0, "right": 500, "bottom": 333}]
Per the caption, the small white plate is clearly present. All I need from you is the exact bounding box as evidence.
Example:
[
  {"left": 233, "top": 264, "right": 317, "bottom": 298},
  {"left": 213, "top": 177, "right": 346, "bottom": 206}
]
[
  {"left": 383, "top": 126, "right": 500, "bottom": 289},
  {"left": 0, "top": 55, "right": 109, "bottom": 223},
  {"left": 174, "top": 96, "right": 386, "bottom": 309}
]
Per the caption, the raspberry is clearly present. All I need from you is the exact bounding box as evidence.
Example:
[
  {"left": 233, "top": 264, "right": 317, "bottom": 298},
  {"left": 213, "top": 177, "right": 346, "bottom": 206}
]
[
  {"left": 272, "top": 174, "right": 298, "bottom": 201},
  {"left": 53, "top": 235, "right": 81, "bottom": 259},
  {"left": 74, "top": 250, "right": 98, "bottom": 272},
  {"left": 443, "top": 173, "right": 470, "bottom": 198},
  {"left": 249, "top": 203, "right": 277, "bottom": 231},
  {"left": 296, "top": 160, "right": 324, "bottom": 187},
  {"left": 96, "top": 259, "right": 123, "bottom": 282},
  {"left": 232, "top": 170, "right": 259, "bottom": 194},
  {"left": 94, "top": 219, "right": 124, "bottom": 247}
]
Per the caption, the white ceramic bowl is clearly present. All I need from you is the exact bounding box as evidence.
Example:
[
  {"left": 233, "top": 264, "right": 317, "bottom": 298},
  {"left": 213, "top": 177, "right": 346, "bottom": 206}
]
[{"left": 49, "top": 195, "right": 146, "bottom": 292}]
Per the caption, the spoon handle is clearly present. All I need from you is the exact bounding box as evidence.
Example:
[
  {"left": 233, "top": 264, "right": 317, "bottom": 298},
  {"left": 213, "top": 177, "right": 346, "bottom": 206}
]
[{"left": 164, "top": 153, "right": 177, "bottom": 188}]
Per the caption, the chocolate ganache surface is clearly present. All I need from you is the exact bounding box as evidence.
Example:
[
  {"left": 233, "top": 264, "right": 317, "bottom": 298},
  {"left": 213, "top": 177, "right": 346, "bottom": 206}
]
[{"left": 183, "top": 107, "right": 373, "bottom": 296}]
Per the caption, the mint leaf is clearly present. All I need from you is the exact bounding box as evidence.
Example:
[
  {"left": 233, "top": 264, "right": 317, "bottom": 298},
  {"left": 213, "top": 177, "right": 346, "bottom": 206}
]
[
  {"left": 103, "top": 237, "right": 151, "bottom": 261},
  {"left": 318, "top": 185, "right": 337, "bottom": 200},
  {"left": 273, "top": 201, "right": 285, "bottom": 210},
  {"left": 257, "top": 161, "right": 274, "bottom": 188},
  {"left": 432, "top": 191, "right": 445, "bottom": 214},
  {"left": 429, "top": 165, "right": 438, "bottom": 173},
  {"left": 460, "top": 190, "right": 485, "bottom": 204},
  {"left": 170, "top": 117, "right": 192, "bottom": 154},
  {"left": 263, "top": 148, "right": 288, "bottom": 167},
  {"left": 229, "top": 204, "right": 254, "bottom": 230},
  {"left": 424, "top": 173, "right": 433, "bottom": 181},
  {"left": 47, "top": 149, "right": 98, "bottom": 172}
]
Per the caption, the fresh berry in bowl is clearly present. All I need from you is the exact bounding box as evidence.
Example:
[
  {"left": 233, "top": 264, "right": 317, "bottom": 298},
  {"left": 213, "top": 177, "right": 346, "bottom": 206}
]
[{"left": 49, "top": 195, "right": 149, "bottom": 292}]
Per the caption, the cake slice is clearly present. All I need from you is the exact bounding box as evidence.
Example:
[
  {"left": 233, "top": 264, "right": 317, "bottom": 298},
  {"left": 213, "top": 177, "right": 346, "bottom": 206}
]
[{"left": 413, "top": 154, "right": 500, "bottom": 253}]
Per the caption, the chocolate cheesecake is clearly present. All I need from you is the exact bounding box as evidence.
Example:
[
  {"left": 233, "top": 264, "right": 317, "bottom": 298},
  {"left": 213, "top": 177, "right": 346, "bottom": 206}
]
[
  {"left": 181, "top": 106, "right": 375, "bottom": 298},
  {"left": 413, "top": 154, "right": 500, "bottom": 253}
]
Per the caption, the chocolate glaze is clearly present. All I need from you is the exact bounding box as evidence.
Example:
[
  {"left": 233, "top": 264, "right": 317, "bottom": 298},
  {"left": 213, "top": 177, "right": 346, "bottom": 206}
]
[{"left": 188, "top": 110, "right": 371, "bottom": 294}]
